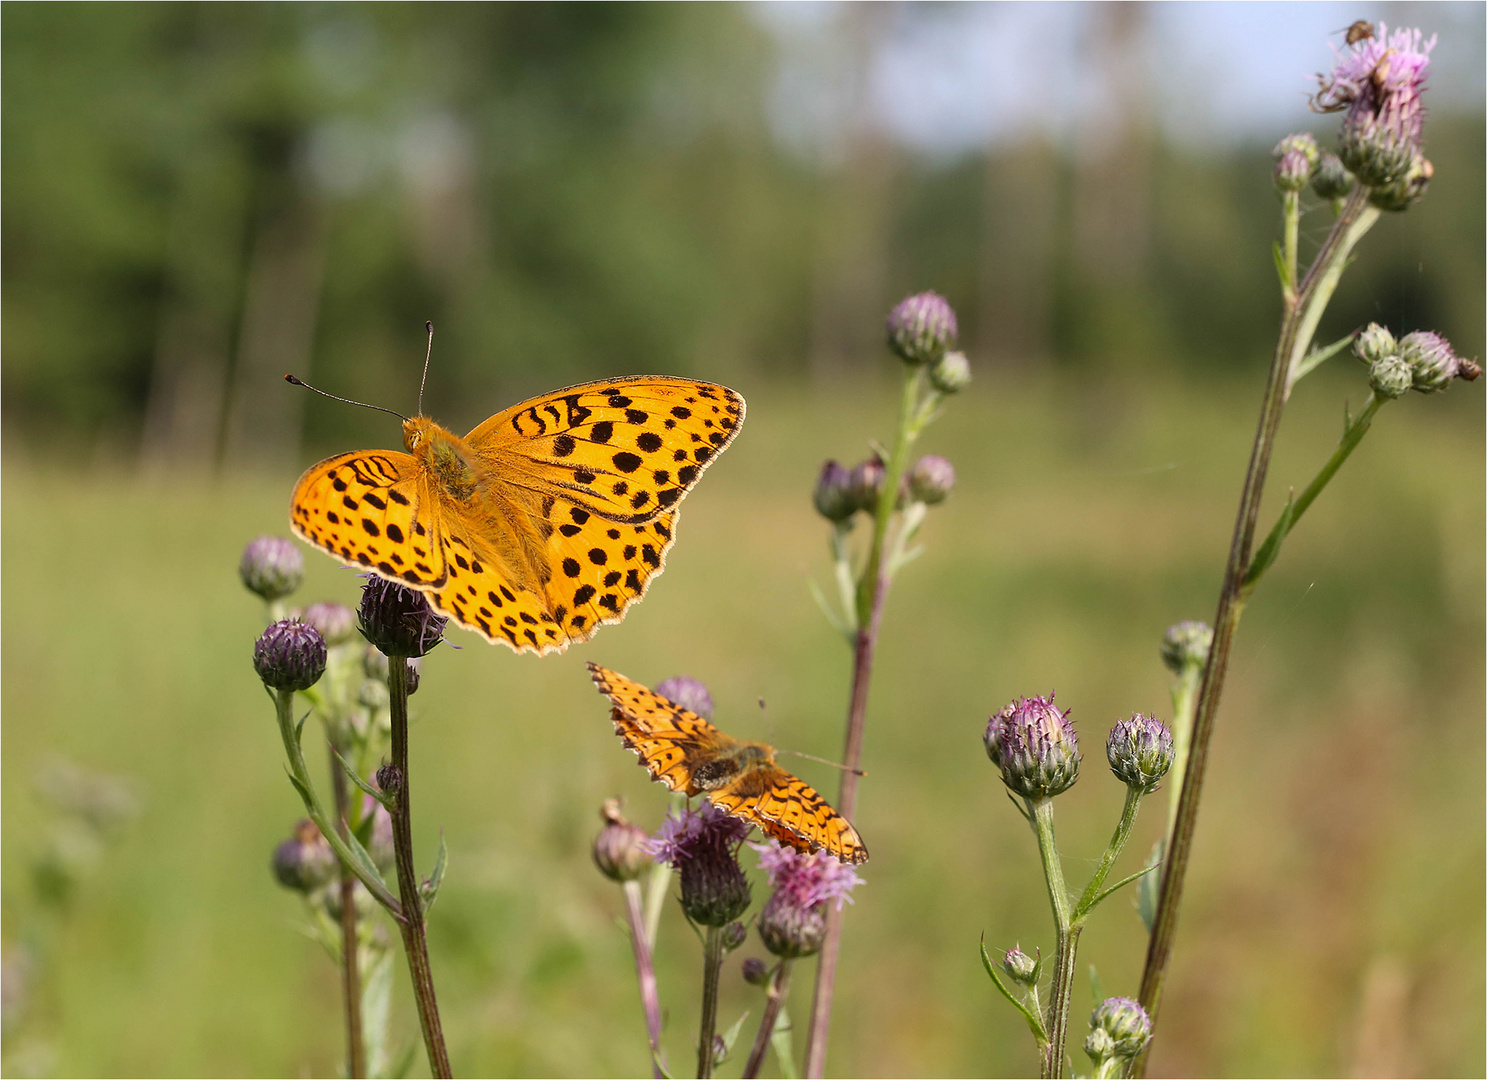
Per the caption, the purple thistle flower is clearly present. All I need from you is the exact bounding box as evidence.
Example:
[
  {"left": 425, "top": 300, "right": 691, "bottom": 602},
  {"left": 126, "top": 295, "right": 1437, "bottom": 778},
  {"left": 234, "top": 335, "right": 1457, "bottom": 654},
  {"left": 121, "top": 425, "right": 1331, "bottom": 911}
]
[
  {"left": 254, "top": 619, "right": 327, "bottom": 692},
  {"left": 750, "top": 841, "right": 862, "bottom": 958},
  {"left": 654, "top": 675, "right": 715, "bottom": 720},
  {"left": 886, "top": 291, "right": 958, "bottom": 366},
  {"left": 1314, "top": 23, "right": 1435, "bottom": 187},
  {"left": 356, "top": 576, "right": 447, "bottom": 658},
  {"left": 648, "top": 803, "right": 751, "bottom": 926},
  {"left": 984, "top": 693, "right": 1081, "bottom": 800}
]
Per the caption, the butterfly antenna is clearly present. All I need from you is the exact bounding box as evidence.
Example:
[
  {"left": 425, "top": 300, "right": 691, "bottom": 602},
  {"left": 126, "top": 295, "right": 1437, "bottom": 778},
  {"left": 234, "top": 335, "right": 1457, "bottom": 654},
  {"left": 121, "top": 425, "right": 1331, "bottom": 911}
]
[
  {"left": 778, "top": 748, "right": 867, "bottom": 778},
  {"left": 417, "top": 321, "right": 434, "bottom": 417},
  {"left": 283, "top": 375, "right": 410, "bottom": 422}
]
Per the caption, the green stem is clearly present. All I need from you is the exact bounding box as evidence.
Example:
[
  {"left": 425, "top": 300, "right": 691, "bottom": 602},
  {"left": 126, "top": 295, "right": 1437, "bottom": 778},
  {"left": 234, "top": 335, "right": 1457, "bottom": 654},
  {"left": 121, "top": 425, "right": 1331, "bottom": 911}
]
[
  {"left": 1134, "top": 184, "right": 1378, "bottom": 1065},
  {"left": 1164, "top": 666, "right": 1202, "bottom": 841},
  {"left": 1031, "top": 798, "right": 1075, "bottom": 1079},
  {"left": 272, "top": 689, "right": 400, "bottom": 913},
  {"left": 1281, "top": 189, "right": 1300, "bottom": 307},
  {"left": 742, "top": 959, "right": 794, "bottom": 1079},
  {"left": 330, "top": 748, "right": 367, "bottom": 1079},
  {"left": 697, "top": 925, "right": 725, "bottom": 1078},
  {"left": 387, "top": 658, "right": 452, "bottom": 1079},
  {"left": 1074, "top": 786, "right": 1145, "bottom": 921}
]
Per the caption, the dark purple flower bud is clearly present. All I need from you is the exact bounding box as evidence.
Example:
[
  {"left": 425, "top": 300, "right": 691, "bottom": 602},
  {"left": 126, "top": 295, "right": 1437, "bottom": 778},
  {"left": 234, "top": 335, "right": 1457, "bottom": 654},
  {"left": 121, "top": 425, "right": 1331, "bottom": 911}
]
[
  {"left": 984, "top": 694, "right": 1080, "bottom": 800},
  {"left": 302, "top": 602, "right": 356, "bottom": 646},
  {"left": 1368, "top": 354, "right": 1413, "bottom": 399},
  {"left": 1354, "top": 323, "right": 1398, "bottom": 366},
  {"left": 905, "top": 455, "right": 956, "bottom": 506},
  {"left": 1085, "top": 997, "right": 1152, "bottom": 1066},
  {"left": 357, "top": 577, "right": 447, "bottom": 658},
  {"left": 1002, "top": 945, "right": 1038, "bottom": 985},
  {"left": 1314, "top": 24, "right": 1435, "bottom": 187},
  {"left": 1311, "top": 152, "right": 1356, "bottom": 200},
  {"left": 1106, "top": 714, "right": 1175, "bottom": 793},
  {"left": 758, "top": 890, "right": 827, "bottom": 959},
  {"left": 886, "top": 291, "right": 958, "bottom": 366},
  {"left": 654, "top": 675, "right": 714, "bottom": 721},
  {"left": 928, "top": 350, "right": 972, "bottom": 394},
  {"left": 375, "top": 762, "right": 402, "bottom": 802},
  {"left": 813, "top": 460, "right": 857, "bottom": 523},
  {"left": 1159, "top": 621, "right": 1212, "bottom": 675},
  {"left": 1368, "top": 154, "right": 1433, "bottom": 212},
  {"left": 240, "top": 536, "right": 304, "bottom": 602},
  {"left": 722, "top": 921, "right": 749, "bottom": 952},
  {"left": 271, "top": 820, "right": 337, "bottom": 893},
  {"left": 1399, "top": 330, "right": 1481, "bottom": 392},
  {"left": 254, "top": 619, "right": 327, "bottom": 691},
  {"left": 1273, "top": 149, "right": 1312, "bottom": 193},
  {"left": 593, "top": 798, "right": 652, "bottom": 883},
  {"left": 741, "top": 957, "right": 771, "bottom": 986},
  {"left": 648, "top": 804, "right": 751, "bottom": 927},
  {"left": 848, "top": 456, "right": 886, "bottom": 516}
]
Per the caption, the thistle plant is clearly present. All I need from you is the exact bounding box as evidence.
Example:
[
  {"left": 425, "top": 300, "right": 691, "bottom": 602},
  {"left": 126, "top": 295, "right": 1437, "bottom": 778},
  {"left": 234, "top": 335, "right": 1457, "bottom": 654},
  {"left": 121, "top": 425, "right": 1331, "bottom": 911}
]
[
  {"left": 804, "top": 290, "right": 966, "bottom": 1077},
  {"left": 1133, "top": 21, "right": 1478, "bottom": 1069}
]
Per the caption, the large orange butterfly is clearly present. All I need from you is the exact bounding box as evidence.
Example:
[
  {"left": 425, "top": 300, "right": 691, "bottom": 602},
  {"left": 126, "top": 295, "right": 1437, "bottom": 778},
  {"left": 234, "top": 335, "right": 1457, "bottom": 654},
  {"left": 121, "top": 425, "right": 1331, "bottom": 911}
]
[
  {"left": 290, "top": 376, "right": 743, "bottom": 655},
  {"left": 589, "top": 663, "right": 869, "bottom": 864}
]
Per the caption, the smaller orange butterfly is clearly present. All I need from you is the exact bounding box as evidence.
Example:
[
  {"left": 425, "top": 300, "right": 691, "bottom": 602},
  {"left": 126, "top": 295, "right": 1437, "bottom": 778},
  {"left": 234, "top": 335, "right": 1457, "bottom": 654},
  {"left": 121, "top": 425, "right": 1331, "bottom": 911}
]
[{"left": 589, "top": 663, "right": 869, "bottom": 864}]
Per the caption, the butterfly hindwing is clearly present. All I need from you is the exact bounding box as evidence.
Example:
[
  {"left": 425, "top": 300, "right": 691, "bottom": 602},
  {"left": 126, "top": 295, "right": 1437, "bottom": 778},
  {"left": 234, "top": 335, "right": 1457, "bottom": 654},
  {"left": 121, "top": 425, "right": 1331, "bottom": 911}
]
[{"left": 711, "top": 767, "right": 869, "bottom": 865}]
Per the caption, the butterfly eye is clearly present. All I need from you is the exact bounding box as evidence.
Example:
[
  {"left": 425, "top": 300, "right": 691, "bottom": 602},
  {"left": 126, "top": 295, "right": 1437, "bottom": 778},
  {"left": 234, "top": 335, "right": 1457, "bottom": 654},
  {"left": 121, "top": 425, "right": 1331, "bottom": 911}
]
[{"left": 407, "top": 430, "right": 422, "bottom": 450}]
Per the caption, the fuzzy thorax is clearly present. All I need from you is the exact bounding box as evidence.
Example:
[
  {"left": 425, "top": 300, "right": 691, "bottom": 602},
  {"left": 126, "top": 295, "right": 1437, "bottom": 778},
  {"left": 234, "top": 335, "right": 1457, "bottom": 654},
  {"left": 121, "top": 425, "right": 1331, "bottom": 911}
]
[{"left": 403, "top": 417, "right": 478, "bottom": 501}]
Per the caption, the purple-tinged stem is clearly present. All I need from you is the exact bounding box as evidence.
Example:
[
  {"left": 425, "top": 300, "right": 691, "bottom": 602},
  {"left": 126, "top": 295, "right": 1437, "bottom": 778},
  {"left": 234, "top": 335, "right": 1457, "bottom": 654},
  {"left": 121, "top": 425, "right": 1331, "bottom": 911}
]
[
  {"left": 330, "top": 751, "right": 367, "bottom": 1078},
  {"left": 622, "top": 880, "right": 665, "bottom": 1078},
  {"left": 743, "top": 960, "right": 795, "bottom": 1079},
  {"left": 697, "top": 926, "right": 725, "bottom": 1078}
]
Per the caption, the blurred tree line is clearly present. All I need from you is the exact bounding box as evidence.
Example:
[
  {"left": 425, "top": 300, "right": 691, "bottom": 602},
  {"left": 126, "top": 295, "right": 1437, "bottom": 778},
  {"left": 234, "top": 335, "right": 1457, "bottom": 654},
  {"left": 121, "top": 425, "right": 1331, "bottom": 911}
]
[{"left": 3, "top": 3, "right": 1482, "bottom": 471}]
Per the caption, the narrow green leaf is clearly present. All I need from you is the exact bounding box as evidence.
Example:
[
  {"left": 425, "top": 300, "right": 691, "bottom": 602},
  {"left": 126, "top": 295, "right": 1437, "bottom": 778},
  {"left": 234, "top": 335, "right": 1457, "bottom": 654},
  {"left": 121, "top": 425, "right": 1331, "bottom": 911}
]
[
  {"left": 716, "top": 1010, "right": 750, "bottom": 1064},
  {"left": 1138, "top": 840, "right": 1163, "bottom": 932},
  {"left": 772, "top": 1005, "right": 798, "bottom": 1080},
  {"left": 420, "top": 834, "right": 448, "bottom": 914},
  {"left": 981, "top": 936, "right": 1048, "bottom": 1042},
  {"left": 1272, "top": 239, "right": 1290, "bottom": 290},
  {"left": 341, "top": 821, "right": 391, "bottom": 896},
  {"left": 1089, "top": 862, "right": 1161, "bottom": 911},
  {"left": 1088, "top": 964, "right": 1106, "bottom": 1006},
  {"left": 1245, "top": 492, "right": 1296, "bottom": 588},
  {"left": 807, "top": 578, "right": 852, "bottom": 643},
  {"left": 294, "top": 709, "right": 310, "bottom": 742},
  {"left": 650, "top": 1048, "right": 675, "bottom": 1080},
  {"left": 284, "top": 766, "right": 315, "bottom": 813},
  {"left": 334, "top": 745, "right": 393, "bottom": 807}
]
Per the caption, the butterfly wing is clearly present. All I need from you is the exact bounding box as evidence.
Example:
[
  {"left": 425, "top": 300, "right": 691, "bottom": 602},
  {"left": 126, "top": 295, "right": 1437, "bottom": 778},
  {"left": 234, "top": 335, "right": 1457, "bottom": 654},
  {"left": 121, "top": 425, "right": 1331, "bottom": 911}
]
[
  {"left": 710, "top": 766, "right": 869, "bottom": 865},
  {"left": 589, "top": 662, "right": 735, "bottom": 796},
  {"left": 290, "top": 450, "right": 453, "bottom": 589}
]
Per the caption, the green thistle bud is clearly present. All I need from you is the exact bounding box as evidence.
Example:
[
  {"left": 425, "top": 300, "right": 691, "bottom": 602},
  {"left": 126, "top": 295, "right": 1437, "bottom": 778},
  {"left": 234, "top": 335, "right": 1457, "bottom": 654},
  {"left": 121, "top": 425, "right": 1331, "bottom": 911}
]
[
  {"left": 1273, "top": 149, "right": 1312, "bottom": 193},
  {"left": 984, "top": 694, "right": 1080, "bottom": 800},
  {"left": 240, "top": 536, "right": 304, "bottom": 602},
  {"left": 1273, "top": 132, "right": 1320, "bottom": 169},
  {"left": 1160, "top": 621, "right": 1212, "bottom": 675},
  {"left": 271, "top": 820, "right": 337, "bottom": 893},
  {"left": 1368, "top": 354, "right": 1413, "bottom": 399},
  {"left": 1002, "top": 945, "right": 1038, "bottom": 985},
  {"left": 1311, "top": 152, "right": 1356, "bottom": 200},
  {"left": 592, "top": 799, "right": 652, "bottom": 883},
  {"left": 928, "top": 350, "right": 972, "bottom": 394},
  {"left": 1399, "top": 330, "right": 1480, "bottom": 392},
  {"left": 812, "top": 460, "right": 857, "bottom": 523},
  {"left": 357, "top": 578, "right": 447, "bottom": 659},
  {"left": 1353, "top": 323, "right": 1398, "bottom": 366},
  {"left": 1106, "top": 714, "right": 1175, "bottom": 793},
  {"left": 253, "top": 619, "right": 327, "bottom": 691},
  {"left": 1367, "top": 154, "right": 1432, "bottom": 212},
  {"left": 886, "top": 291, "right": 958, "bottom": 366},
  {"left": 1086, "top": 997, "right": 1152, "bottom": 1063}
]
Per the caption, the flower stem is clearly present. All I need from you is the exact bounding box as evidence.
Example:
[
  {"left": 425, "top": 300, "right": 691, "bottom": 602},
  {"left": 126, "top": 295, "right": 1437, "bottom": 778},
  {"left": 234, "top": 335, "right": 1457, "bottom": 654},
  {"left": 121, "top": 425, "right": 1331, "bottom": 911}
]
[
  {"left": 623, "top": 879, "right": 666, "bottom": 1078},
  {"left": 1134, "top": 185, "right": 1378, "bottom": 1064},
  {"left": 1074, "top": 786, "right": 1145, "bottom": 921},
  {"left": 697, "top": 925, "right": 725, "bottom": 1079},
  {"left": 1031, "top": 798, "right": 1077, "bottom": 1079},
  {"left": 743, "top": 959, "right": 795, "bottom": 1079},
  {"left": 387, "top": 658, "right": 452, "bottom": 1079},
  {"left": 803, "top": 365, "right": 925, "bottom": 1078},
  {"left": 330, "top": 749, "right": 367, "bottom": 1079}
]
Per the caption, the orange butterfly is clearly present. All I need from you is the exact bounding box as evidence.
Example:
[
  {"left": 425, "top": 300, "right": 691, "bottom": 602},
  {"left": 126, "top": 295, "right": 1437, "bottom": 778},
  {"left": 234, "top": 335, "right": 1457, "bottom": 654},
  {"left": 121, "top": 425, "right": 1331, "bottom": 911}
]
[
  {"left": 289, "top": 376, "right": 743, "bottom": 655},
  {"left": 589, "top": 663, "right": 869, "bottom": 864}
]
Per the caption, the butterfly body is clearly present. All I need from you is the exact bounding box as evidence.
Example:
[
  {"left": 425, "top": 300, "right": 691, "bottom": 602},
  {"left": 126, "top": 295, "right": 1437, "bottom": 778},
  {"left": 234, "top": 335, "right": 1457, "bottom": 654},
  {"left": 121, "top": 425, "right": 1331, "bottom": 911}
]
[
  {"left": 291, "top": 376, "right": 743, "bottom": 655},
  {"left": 589, "top": 663, "right": 868, "bottom": 864}
]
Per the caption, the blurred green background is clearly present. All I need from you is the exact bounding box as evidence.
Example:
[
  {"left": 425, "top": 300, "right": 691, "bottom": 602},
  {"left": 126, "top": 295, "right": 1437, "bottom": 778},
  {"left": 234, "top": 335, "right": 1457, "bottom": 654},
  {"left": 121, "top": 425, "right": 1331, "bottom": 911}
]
[{"left": 2, "top": 3, "right": 1482, "bottom": 1077}]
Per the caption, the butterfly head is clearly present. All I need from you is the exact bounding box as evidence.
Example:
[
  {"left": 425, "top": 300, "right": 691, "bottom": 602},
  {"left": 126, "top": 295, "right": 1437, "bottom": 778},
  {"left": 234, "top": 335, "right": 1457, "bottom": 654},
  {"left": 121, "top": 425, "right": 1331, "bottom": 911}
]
[{"left": 402, "top": 416, "right": 436, "bottom": 454}]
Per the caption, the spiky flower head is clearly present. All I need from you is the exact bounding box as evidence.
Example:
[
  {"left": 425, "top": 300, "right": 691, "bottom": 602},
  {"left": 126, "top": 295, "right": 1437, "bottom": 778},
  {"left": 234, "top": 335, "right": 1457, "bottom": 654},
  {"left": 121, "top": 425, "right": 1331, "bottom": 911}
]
[
  {"left": 655, "top": 675, "right": 714, "bottom": 721},
  {"left": 1399, "top": 330, "right": 1481, "bottom": 392},
  {"left": 1271, "top": 134, "right": 1318, "bottom": 195},
  {"left": 592, "top": 798, "right": 653, "bottom": 883},
  {"left": 812, "top": 460, "right": 857, "bottom": 524},
  {"left": 240, "top": 536, "right": 304, "bottom": 602},
  {"left": 1002, "top": 945, "right": 1038, "bottom": 985},
  {"left": 271, "top": 819, "right": 337, "bottom": 893},
  {"left": 1160, "top": 621, "right": 1213, "bottom": 675},
  {"left": 1354, "top": 323, "right": 1398, "bottom": 366},
  {"left": 1314, "top": 23, "right": 1435, "bottom": 188},
  {"left": 254, "top": 619, "right": 327, "bottom": 692},
  {"left": 929, "top": 350, "right": 972, "bottom": 394},
  {"left": 1311, "top": 152, "right": 1356, "bottom": 200},
  {"left": 848, "top": 455, "right": 886, "bottom": 515},
  {"left": 301, "top": 601, "right": 356, "bottom": 646},
  {"left": 1368, "top": 354, "right": 1414, "bottom": 399},
  {"left": 357, "top": 577, "right": 447, "bottom": 658},
  {"left": 648, "top": 803, "right": 751, "bottom": 927},
  {"left": 751, "top": 841, "right": 862, "bottom": 958},
  {"left": 887, "top": 291, "right": 958, "bottom": 366},
  {"left": 1368, "top": 153, "right": 1433, "bottom": 212},
  {"left": 904, "top": 455, "right": 956, "bottom": 506},
  {"left": 984, "top": 694, "right": 1081, "bottom": 800},
  {"left": 1085, "top": 997, "right": 1153, "bottom": 1066},
  {"left": 1106, "top": 714, "right": 1175, "bottom": 794}
]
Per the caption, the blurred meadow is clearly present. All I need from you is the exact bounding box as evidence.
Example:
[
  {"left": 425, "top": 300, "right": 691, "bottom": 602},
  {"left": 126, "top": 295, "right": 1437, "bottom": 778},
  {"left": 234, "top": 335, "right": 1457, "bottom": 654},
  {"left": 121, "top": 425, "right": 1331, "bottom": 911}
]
[{"left": 2, "top": 3, "right": 1483, "bottom": 1078}]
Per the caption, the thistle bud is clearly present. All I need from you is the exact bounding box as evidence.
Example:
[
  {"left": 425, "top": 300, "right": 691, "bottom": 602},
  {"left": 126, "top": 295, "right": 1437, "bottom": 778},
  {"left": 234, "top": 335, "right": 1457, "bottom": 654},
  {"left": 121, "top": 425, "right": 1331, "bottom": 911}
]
[
  {"left": 1368, "top": 154, "right": 1432, "bottom": 212},
  {"left": 758, "top": 891, "right": 827, "bottom": 958},
  {"left": 253, "top": 619, "right": 327, "bottom": 692},
  {"left": 904, "top": 455, "right": 956, "bottom": 506},
  {"left": 741, "top": 957, "right": 771, "bottom": 986},
  {"left": 1002, "top": 945, "right": 1038, "bottom": 985},
  {"left": 1086, "top": 997, "right": 1152, "bottom": 1063},
  {"left": 1272, "top": 132, "right": 1319, "bottom": 169},
  {"left": 984, "top": 694, "right": 1080, "bottom": 800},
  {"left": 1353, "top": 323, "right": 1398, "bottom": 366},
  {"left": 271, "top": 820, "right": 337, "bottom": 893},
  {"left": 1273, "top": 149, "right": 1312, "bottom": 193},
  {"left": 722, "top": 921, "right": 749, "bottom": 952},
  {"left": 649, "top": 804, "right": 751, "bottom": 927},
  {"left": 848, "top": 456, "right": 886, "bottom": 516},
  {"left": 357, "top": 578, "right": 447, "bottom": 658},
  {"left": 1399, "top": 330, "right": 1480, "bottom": 392},
  {"left": 1159, "top": 621, "right": 1212, "bottom": 675},
  {"left": 654, "top": 675, "right": 714, "bottom": 721},
  {"left": 301, "top": 602, "right": 356, "bottom": 646},
  {"left": 812, "top": 460, "right": 857, "bottom": 523},
  {"left": 1368, "top": 354, "right": 1413, "bottom": 399},
  {"left": 592, "top": 799, "right": 652, "bottom": 883},
  {"left": 886, "top": 291, "right": 958, "bottom": 366},
  {"left": 928, "top": 350, "right": 972, "bottom": 394},
  {"left": 240, "top": 536, "right": 304, "bottom": 602},
  {"left": 1311, "top": 152, "right": 1356, "bottom": 200},
  {"left": 1106, "top": 714, "right": 1175, "bottom": 794}
]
